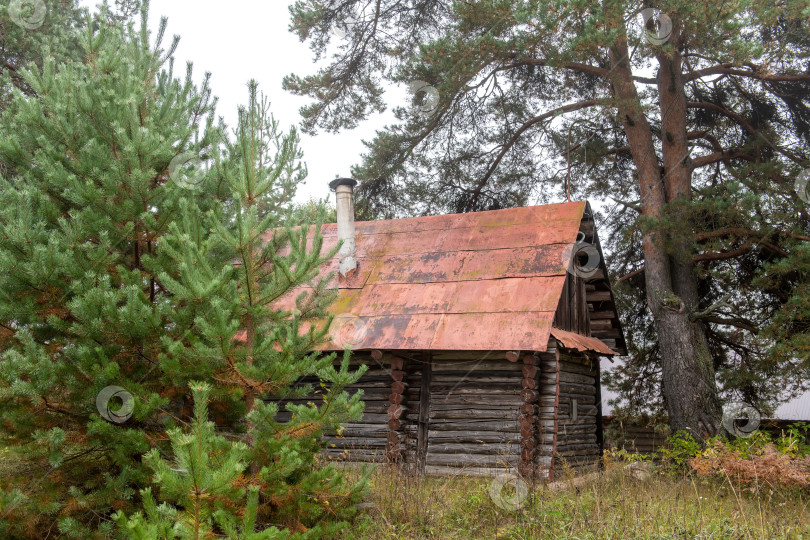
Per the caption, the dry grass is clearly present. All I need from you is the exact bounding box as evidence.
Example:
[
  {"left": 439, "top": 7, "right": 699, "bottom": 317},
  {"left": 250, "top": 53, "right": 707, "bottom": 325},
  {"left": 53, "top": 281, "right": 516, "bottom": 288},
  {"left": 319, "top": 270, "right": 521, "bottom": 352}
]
[{"left": 345, "top": 459, "right": 810, "bottom": 539}]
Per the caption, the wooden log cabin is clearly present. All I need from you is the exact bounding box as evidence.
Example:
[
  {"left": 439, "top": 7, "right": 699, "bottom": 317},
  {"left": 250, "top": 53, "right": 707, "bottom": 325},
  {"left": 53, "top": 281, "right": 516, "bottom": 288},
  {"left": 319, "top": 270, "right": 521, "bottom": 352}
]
[{"left": 273, "top": 179, "right": 626, "bottom": 482}]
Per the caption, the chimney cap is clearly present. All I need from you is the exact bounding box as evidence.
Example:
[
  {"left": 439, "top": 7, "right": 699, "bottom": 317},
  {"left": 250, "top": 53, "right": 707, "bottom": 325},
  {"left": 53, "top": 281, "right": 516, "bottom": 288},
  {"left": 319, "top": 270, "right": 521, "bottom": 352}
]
[{"left": 329, "top": 178, "right": 358, "bottom": 191}]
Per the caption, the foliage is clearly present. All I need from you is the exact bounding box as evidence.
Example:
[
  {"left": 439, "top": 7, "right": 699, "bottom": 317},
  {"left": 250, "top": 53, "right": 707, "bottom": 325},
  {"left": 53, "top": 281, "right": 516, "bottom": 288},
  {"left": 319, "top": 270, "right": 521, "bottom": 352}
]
[
  {"left": 691, "top": 428, "right": 810, "bottom": 489},
  {"left": 286, "top": 0, "right": 810, "bottom": 427},
  {"left": 293, "top": 197, "right": 337, "bottom": 225},
  {"left": 0, "top": 4, "right": 366, "bottom": 537},
  {"left": 658, "top": 431, "right": 705, "bottom": 473}
]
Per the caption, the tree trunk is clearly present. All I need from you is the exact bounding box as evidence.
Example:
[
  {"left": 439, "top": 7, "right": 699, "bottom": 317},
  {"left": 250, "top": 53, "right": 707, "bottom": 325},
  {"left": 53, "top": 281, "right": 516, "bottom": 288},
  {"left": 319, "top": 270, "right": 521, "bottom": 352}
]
[
  {"left": 655, "top": 32, "right": 722, "bottom": 437},
  {"left": 606, "top": 18, "right": 722, "bottom": 438}
]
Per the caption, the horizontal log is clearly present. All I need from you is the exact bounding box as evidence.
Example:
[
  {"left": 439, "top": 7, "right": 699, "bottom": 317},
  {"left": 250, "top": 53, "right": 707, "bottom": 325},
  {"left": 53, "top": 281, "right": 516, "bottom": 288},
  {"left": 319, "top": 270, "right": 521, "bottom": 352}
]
[
  {"left": 589, "top": 310, "right": 615, "bottom": 320},
  {"left": 556, "top": 361, "right": 597, "bottom": 376},
  {"left": 424, "top": 465, "right": 514, "bottom": 478},
  {"left": 427, "top": 430, "right": 520, "bottom": 444},
  {"left": 355, "top": 413, "right": 390, "bottom": 423},
  {"left": 557, "top": 416, "right": 597, "bottom": 427},
  {"left": 430, "top": 386, "right": 521, "bottom": 396},
  {"left": 425, "top": 453, "right": 519, "bottom": 467},
  {"left": 428, "top": 420, "right": 520, "bottom": 432},
  {"left": 522, "top": 378, "right": 538, "bottom": 390},
  {"left": 326, "top": 437, "right": 387, "bottom": 449},
  {"left": 388, "top": 418, "right": 403, "bottom": 431},
  {"left": 340, "top": 429, "right": 389, "bottom": 439},
  {"left": 391, "top": 370, "right": 405, "bottom": 382},
  {"left": 558, "top": 372, "right": 596, "bottom": 385},
  {"left": 430, "top": 409, "right": 518, "bottom": 420},
  {"left": 555, "top": 443, "right": 600, "bottom": 455},
  {"left": 540, "top": 360, "right": 558, "bottom": 372},
  {"left": 591, "top": 328, "right": 622, "bottom": 338},
  {"left": 429, "top": 394, "right": 524, "bottom": 406},
  {"left": 390, "top": 357, "right": 405, "bottom": 370},
  {"left": 556, "top": 432, "right": 598, "bottom": 443},
  {"left": 389, "top": 393, "right": 405, "bottom": 405},
  {"left": 430, "top": 351, "right": 519, "bottom": 361},
  {"left": 391, "top": 381, "right": 408, "bottom": 394},
  {"left": 586, "top": 291, "right": 612, "bottom": 302},
  {"left": 559, "top": 397, "right": 597, "bottom": 410},
  {"left": 428, "top": 442, "right": 515, "bottom": 455},
  {"left": 534, "top": 455, "right": 553, "bottom": 467},
  {"left": 555, "top": 423, "right": 598, "bottom": 435},
  {"left": 429, "top": 403, "right": 518, "bottom": 412},
  {"left": 431, "top": 359, "right": 522, "bottom": 370},
  {"left": 558, "top": 383, "right": 596, "bottom": 396},
  {"left": 432, "top": 375, "right": 519, "bottom": 385},
  {"left": 323, "top": 451, "right": 386, "bottom": 463},
  {"left": 506, "top": 351, "right": 520, "bottom": 363},
  {"left": 589, "top": 319, "right": 614, "bottom": 331},
  {"left": 520, "top": 403, "right": 537, "bottom": 415}
]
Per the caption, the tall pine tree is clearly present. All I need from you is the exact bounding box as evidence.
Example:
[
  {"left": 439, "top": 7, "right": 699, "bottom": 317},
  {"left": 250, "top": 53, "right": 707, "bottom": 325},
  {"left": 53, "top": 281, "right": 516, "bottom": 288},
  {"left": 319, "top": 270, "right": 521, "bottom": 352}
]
[{"left": 285, "top": 0, "right": 810, "bottom": 433}]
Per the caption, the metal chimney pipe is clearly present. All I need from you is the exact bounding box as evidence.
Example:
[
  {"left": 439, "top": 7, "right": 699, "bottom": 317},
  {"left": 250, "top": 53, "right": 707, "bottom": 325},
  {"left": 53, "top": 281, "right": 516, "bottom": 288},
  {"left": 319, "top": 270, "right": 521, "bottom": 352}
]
[{"left": 328, "top": 178, "right": 358, "bottom": 276}]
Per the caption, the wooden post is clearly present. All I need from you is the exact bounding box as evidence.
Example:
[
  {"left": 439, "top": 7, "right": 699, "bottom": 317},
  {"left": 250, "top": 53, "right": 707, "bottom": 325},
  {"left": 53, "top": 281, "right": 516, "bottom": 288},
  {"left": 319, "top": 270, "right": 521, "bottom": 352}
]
[
  {"left": 518, "top": 353, "right": 540, "bottom": 480},
  {"left": 386, "top": 355, "right": 408, "bottom": 463},
  {"left": 416, "top": 351, "right": 432, "bottom": 475},
  {"left": 594, "top": 355, "right": 604, "bottom": 461},
  {"left": 550, "top": 346, "right": 561, "bottom": 482}
]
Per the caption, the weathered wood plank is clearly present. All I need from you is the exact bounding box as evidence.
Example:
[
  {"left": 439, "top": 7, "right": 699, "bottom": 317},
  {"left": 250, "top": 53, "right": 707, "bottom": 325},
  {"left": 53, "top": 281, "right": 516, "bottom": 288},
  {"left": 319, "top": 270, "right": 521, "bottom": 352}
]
[
  {"left": 427, "top": 431, "right": 520, "bottom": 444},
  {"left": 428, "top": 442, "right": 516, "bottom": 455},
  {"left": 428, "top": 419, "right": 520, "bottom": 432},
  {"left": 425, "top": 454, "right": 519, "bottom": 467},
  {"left": 416, "top": 351, "right": 432, "bottom": 474}
]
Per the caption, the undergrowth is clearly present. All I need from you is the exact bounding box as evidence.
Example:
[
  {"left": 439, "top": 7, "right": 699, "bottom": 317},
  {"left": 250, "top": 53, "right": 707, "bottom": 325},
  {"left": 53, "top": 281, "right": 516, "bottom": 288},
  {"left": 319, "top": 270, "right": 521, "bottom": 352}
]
[{"left": 345, "top": 427, "right": 810, "bottom": 539}]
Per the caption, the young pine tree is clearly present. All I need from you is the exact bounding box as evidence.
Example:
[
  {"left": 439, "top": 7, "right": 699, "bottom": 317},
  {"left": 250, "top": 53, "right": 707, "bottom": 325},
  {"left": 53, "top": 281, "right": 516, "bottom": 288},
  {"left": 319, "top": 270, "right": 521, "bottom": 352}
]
[
  {"left": 0, "top": 4, "right": 366, "bottom": 538},
  {"left": 153, "top": 82, "right": 368, "bottom": 536},
  {"left": 0, "top": 5, "right": 217, "bottom": 536}
]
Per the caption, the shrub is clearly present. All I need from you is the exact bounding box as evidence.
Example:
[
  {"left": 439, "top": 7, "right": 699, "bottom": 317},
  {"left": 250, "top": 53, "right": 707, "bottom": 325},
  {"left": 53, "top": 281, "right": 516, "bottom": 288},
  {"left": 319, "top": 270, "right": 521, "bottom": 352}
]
[
  {"left": 657, "top": 431, "right": 703, "bottom": 473},
  {"left": 690, "top": 439, "right": 810, "bottom": 489},
  {"left": 690, "top": 426, "right": 810, "bottom": 489}
]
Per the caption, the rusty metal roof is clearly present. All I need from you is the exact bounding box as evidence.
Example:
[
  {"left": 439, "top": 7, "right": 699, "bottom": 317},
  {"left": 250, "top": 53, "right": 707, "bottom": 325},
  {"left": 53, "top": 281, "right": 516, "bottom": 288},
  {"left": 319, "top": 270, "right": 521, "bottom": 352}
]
[
  {"left": 276, "top": 201, "right": 615, "bottom": 354},
  {"left": 549, "top": 327, "right": 615, "bottom": 356}
]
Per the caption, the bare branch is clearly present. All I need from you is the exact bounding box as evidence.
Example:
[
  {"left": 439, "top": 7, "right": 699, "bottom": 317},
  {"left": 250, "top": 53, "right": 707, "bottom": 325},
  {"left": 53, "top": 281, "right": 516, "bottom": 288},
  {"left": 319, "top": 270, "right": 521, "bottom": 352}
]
[{"left": 464, "top": 99, "right": 598, "bottom": 210}]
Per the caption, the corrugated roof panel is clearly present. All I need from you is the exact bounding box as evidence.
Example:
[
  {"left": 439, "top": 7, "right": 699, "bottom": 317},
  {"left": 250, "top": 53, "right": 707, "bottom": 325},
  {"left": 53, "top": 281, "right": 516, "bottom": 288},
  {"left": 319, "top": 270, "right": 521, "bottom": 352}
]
[
  {"left": 550, "top": 327, "right": 616, "bottom": 356},
  {"left": 334, "top": 276, "right": 563, "bottom": 317},
  {"left": 265, "top": 201, "right": 621, "bottom": 353},
  {"left": 456, "top": 246, "right": 569, "bottom": 281},
  {"left": 325, "top": 314, "right": 443, "bottom": 350},
  {"left": 429, "top": 312, "right": 555, "bottom": 351}
]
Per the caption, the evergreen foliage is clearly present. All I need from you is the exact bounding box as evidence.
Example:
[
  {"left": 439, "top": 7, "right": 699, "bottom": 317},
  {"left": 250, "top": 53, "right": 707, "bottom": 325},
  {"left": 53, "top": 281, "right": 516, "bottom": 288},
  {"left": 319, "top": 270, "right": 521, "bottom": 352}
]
[{"left": 0, "top": 4, "right": 367, "bottom": 537}]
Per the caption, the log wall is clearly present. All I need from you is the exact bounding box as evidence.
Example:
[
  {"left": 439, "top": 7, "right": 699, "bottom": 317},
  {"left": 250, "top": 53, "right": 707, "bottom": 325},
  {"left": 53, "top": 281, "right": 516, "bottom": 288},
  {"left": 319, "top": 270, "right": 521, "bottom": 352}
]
[
  {"left": 422, "top": 351, "right": 523, "bottom": 476},
  {"left": 269, "top": 343, "right": 604, "bottom": 481},
  {"left": 269, "top": 351, "right": 398, "bottom": 464},
  {"left": 551, "top": 347, "right": 602, "bottom": 478}
]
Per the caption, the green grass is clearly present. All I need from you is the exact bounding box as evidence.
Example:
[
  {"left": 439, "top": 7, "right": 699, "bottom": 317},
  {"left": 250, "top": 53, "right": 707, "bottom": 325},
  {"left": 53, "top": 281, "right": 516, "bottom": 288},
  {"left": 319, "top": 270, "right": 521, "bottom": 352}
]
[{"left": 346, "top": 461, "right": 810, "bottom": 539}]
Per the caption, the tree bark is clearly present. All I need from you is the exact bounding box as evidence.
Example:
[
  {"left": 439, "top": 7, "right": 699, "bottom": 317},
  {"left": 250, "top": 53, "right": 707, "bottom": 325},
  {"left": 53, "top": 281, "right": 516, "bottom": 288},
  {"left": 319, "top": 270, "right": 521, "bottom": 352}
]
[{"left": 606, "top": 16, "right": 722, "bottom": 438}]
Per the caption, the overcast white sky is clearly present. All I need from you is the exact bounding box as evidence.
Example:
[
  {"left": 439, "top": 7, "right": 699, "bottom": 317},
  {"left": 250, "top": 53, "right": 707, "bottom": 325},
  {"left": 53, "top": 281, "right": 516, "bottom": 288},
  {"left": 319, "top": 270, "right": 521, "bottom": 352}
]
[
  {"left": 79, "top": 0, "right": 403, "bottom": 204},
  {"left": 76, "top": 1, "right": 808, "bottom": 420}
]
